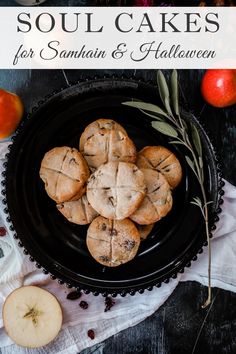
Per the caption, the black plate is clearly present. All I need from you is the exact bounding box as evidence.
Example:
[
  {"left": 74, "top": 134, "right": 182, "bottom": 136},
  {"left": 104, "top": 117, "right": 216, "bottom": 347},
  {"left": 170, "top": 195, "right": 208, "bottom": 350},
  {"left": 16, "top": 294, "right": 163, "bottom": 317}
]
[{"left": 4, "top": 78, "right": 222, "bottom": 296}]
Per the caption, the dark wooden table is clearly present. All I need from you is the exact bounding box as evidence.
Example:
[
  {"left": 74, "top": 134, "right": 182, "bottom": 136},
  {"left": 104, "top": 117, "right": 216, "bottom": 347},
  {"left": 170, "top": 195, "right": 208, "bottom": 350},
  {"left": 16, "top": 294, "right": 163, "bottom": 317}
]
[{"left": 1, "top": 1, "right": 236, "bottom": 354}]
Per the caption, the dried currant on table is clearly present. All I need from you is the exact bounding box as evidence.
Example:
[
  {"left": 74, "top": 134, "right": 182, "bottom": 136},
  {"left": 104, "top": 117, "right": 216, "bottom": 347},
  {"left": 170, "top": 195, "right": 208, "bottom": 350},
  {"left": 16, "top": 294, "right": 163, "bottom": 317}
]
[
  {"left": 87, "top": 329, "right": 95, "bottom": 340},
  {"left": 66, "top": 290, "right": 82, "bottom": 300},
  {"left": 0, "top": 227, "right": 6, "bottom": 237},
  {"left": 79, "top": 300, "right": 88, "bottom": 310},
  {"left": 104, "top": 296, "right": 115, "bottom": 312}
]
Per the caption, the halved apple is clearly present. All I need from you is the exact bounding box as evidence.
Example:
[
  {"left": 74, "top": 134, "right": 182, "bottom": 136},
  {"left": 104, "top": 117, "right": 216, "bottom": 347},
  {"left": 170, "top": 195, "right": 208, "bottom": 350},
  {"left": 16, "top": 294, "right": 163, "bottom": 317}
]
[{"left": 3, "top": 286, "right": 63, "bottom": 348}]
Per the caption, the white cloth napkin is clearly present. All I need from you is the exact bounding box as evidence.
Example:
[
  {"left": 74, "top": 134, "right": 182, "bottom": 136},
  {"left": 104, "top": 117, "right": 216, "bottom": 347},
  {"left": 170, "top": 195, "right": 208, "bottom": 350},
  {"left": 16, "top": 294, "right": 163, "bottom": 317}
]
[{"left": 0, "top": 141, "right": 236, "bottom": 353}]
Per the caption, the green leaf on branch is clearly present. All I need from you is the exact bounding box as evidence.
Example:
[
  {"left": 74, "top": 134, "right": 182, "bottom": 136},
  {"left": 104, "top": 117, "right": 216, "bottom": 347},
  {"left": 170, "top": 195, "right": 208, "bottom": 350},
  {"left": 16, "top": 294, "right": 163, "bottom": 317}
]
[
  {"left": 191, "top": 201, "right": 201, "bottom": 208},
  {"left": 157, "top": 70, "right": 173, "bottom": 116},
  {"left": 192, "top": 196, "right": 202, "bottom": 206},
  {"left": 199, "top": 156, "right": 203, "bottom": 169},
  {"left": 164, "top": 97, "right": 173, "bottom": 117},
  {"left": 180, "top": 117, "right": 188, "bottom": 131},
  {"left": 185, "top": 155, "right": 197, "bottom": 176},
  {"left": 171, "top": 70, "right": 179, "bottom": 116},
  {"left": 139, "top": 109, "right": 164, "bottom": 122},
  {"left": 122, "top": 101, "right": 169, "bottom": 118},
  {"left": 152, "top": 121, "right": 178, "bottom": 138},
  {"left": 191, "top": 123, "right": 202, "bottom": 157},
  {"left": 169, "top": 140, "right": 185, "bottom": 145},
  {"left": 191, "top": 196, "right": 203, "bottom": 213}
]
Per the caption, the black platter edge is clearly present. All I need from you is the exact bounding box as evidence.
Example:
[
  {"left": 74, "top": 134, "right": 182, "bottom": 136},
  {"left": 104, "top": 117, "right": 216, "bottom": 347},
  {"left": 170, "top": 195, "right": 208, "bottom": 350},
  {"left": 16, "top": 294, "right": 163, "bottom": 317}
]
[{"left": 1, "top": 75, "right": 225, "bottom": 297}]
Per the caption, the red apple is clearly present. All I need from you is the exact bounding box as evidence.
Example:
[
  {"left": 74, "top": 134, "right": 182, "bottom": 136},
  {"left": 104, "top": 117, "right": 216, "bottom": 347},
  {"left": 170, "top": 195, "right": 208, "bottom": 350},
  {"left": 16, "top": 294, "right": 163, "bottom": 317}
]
[
  {"left": 201, "top": 69, "right": 236, "bottom": 108},
  {"left": 0, "top": 89, "right": 24, "bottom": 140}
]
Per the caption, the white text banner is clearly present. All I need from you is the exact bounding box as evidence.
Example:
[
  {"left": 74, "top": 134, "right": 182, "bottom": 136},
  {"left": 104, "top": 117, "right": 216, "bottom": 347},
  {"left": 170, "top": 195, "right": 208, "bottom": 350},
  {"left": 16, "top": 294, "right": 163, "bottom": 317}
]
[{"left": 0, "top": 7, "right": 235, "bottom": 69}]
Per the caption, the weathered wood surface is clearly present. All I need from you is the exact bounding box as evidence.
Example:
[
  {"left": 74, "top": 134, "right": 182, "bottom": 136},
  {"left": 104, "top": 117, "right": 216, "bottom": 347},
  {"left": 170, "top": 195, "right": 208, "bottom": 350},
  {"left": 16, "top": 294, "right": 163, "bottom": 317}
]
[{"left": 1, "top": 1, "right": 236, "bottom": 354}]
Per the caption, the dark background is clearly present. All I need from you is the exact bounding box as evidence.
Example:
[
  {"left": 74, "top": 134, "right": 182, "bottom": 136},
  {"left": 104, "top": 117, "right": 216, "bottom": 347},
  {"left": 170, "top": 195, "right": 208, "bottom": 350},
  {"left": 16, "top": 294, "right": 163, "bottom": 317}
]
[{"left": 1, "top": 1, "right": 236, "bottom": 353}]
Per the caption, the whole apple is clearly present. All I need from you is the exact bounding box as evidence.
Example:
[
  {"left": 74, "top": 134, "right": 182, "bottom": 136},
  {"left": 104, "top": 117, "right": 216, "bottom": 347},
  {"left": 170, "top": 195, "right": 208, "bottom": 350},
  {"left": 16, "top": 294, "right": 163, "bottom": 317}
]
[
  {"left": 0, "top": 89, "right": 24, "bottom": 140},
  {"left": 201, "top": 69, "right": 236, "bottom": 108}
]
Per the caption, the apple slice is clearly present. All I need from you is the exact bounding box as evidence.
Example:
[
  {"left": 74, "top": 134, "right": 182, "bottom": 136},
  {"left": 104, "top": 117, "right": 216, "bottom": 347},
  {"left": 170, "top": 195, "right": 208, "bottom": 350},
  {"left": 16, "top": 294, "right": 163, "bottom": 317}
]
[{"left": 3, "top": 286, "right": 63, "bottom": 348}]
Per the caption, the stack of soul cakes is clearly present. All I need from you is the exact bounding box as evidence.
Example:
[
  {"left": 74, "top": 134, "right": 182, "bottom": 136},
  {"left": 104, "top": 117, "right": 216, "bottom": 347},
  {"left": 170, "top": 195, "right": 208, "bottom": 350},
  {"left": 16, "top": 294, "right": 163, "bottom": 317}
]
[{"left": 40, "top": 119, "right": 182, "bottom": 267}]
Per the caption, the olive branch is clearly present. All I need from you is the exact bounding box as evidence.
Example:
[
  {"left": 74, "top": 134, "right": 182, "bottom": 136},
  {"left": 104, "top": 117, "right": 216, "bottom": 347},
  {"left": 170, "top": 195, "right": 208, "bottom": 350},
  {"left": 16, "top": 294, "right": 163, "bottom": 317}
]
[{"left": 123, "top": 70, "right": 212, "bottom": 308}]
